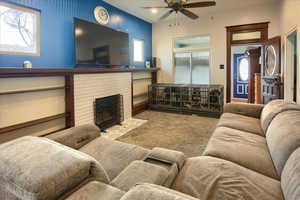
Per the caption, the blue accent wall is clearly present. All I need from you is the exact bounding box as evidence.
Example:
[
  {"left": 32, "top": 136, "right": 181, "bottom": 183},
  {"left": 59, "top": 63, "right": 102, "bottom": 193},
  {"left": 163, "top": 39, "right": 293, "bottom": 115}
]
[{"left": 0, "top": 0, "right": 152, "bottom": 68}]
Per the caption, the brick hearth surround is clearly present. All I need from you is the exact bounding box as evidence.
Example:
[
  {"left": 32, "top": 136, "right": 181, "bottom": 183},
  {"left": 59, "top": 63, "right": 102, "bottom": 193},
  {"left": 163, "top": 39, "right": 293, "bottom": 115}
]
[{"left": 74, "top": 73, "right": 132, "bottom": 126}]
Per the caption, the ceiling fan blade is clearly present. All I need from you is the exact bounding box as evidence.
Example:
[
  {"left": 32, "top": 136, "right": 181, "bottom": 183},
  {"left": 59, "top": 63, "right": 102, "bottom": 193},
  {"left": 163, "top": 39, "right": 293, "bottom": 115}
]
[
  {"left": 142, "top": 6, "right": 169, "bottom": 9},
  {"left": 183, "top": 1, "right": 216, "bottom": 8},
  {"left": 164, "top": 0, "right": 171, "bottom": 5},
  {"left": 180, "top": 9, "right": 199, "bottom": 20},
  {"left": 159, "top": 10, "right": 174, "bottom": 20}
]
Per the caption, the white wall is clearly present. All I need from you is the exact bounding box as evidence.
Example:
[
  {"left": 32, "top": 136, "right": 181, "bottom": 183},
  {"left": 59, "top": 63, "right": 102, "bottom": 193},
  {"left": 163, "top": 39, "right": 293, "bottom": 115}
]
[
  {"left": 153, "top": 3, "right": 281, "bottom": 100},
  {"left": 0, "top": 77, "right": 66, "bottom": 143},
  {"left": 279, "top": 0, "right": 300, "bottom": 103}
]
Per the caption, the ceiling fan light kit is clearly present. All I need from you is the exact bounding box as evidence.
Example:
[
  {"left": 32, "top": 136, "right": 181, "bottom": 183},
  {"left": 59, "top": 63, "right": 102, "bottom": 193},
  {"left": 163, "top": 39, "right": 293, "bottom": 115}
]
[{"left": 142, "top": 0, "right": 216, "bottom": 20}]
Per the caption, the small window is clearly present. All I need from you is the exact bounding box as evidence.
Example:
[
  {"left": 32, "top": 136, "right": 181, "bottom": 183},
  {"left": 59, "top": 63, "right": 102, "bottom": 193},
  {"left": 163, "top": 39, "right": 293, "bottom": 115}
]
[
  {"left": 232, "top": 31, "right": 261, "bottom": 41},
  {"left": 174, "top": 36, "right": 210, "bottom": 49},
  {"left": 239, "top": 58, "right": 249, "bottom": 81},
  {"left": 133, "top": 39, "right": 144, "bottom": 63},
  {"left": 0, "top": 2, "right": 40, "bottom": 56}
]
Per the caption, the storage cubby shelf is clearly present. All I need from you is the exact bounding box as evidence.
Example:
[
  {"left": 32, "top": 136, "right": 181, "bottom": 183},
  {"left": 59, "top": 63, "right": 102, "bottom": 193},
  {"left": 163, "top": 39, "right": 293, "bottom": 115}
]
[
  {"left": 0, "top": 86, "right": 65, "bottom": 95},
  {"left": 149, "top": 84, "right": 224, "bottom": 117}
]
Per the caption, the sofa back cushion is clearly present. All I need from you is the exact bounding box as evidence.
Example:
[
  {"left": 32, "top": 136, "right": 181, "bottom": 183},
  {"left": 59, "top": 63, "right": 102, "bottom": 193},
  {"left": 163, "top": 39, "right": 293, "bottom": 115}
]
[
  {"left": 0, "top": 136, "right": 109, "bottom": 200},
  {"left": 281, "top": 148, "right": 300, "bottom": 200},
  {"left": 266, "top": 110, "right": 300, "bottom": 176},
  {"left": 261, "top": 100, "right": 300, "bottom": 134},
  {"left": 46, "top": 124, "right": 101, "bottom": 149}
]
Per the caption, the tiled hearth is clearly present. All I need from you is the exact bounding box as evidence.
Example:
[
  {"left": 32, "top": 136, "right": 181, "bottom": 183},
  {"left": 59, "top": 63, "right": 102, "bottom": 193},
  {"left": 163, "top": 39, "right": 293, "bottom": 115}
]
[{"left": 102, "top": 118, "right": 147, "bottom": 140}]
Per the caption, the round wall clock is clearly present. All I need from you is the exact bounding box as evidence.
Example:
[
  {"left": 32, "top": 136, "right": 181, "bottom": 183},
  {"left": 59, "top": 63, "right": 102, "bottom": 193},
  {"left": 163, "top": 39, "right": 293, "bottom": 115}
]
[{"left": 94, "top": 6, "right": 110, "bottom": 25}]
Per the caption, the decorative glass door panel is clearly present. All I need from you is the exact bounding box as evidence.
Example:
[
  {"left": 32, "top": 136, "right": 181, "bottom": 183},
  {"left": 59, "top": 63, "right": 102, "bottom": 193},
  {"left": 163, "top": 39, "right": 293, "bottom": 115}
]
[
  {"left": 175, "top": 51, "right": 210, "bottom": 85},
  {"left": 233, "top": 54, "right": 249, "bottom": 99},
  {"left": 191, "top": 51, "right": 210, "bottom": 84},
  {"left": 175, "top": 52, "right": 191, "bottom": 84}
]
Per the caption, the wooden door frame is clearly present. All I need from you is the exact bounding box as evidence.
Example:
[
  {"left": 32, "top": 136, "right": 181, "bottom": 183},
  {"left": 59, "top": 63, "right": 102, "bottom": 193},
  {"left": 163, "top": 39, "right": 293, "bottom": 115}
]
[
  {"left": 246, "top": 47, "right": 261, "bottom": 103},
  {"left": 284, "top": 26, "right": 299, "bottom": 103},
  {"left": 226, "top": 22, "right": 269, "bottom": 103}
]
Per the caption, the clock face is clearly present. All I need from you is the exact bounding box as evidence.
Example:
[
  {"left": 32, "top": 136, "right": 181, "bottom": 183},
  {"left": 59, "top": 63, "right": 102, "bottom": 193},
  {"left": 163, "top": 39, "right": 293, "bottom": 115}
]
[{"left": 94, "top": 6, "right": 109, "bottom": 25}]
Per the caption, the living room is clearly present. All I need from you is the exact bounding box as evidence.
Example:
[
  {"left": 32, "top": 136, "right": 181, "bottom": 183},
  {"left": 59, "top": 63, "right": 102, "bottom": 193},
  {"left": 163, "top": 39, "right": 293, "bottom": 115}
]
[{"left": 0, "top": 0, "right": 300, "bottom": 200}]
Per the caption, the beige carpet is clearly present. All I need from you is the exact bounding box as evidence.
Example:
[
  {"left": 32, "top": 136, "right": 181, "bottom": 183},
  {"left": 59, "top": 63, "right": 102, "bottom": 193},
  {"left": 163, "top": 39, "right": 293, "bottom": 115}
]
[{"left": 118, "top": 111, "right": 219, "bottom": 158}]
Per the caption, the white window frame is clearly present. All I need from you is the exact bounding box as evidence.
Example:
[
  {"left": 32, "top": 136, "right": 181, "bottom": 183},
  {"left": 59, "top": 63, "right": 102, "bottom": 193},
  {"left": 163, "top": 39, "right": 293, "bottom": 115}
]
[
  {"left": 133, "top": 38, "right": 145, "bottom": 63},
  {"left": 173, "top": 35, "right": 211, "bottom": 52},
  {"left": 0, "top": 2, "right": 40, "bottom": 56}
]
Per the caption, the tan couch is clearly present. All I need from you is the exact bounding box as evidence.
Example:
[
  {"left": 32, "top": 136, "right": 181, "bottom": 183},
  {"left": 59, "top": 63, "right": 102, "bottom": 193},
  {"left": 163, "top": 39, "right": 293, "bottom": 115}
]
[
  {"left": 1, "top": 99, "right": 300, "bottom": 200},
  {"left": 172, "top": 100, "right": 300, "bottom": 200}
]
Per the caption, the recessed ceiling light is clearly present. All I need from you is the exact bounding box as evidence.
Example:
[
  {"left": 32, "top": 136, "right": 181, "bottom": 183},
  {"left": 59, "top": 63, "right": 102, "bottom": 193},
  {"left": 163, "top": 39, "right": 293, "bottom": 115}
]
[
  {"left": 75, "top": 28, "right": 83, "bottom": 36},
  {"left": 151, "top": 8, "right": 158, "bottom": 14}
]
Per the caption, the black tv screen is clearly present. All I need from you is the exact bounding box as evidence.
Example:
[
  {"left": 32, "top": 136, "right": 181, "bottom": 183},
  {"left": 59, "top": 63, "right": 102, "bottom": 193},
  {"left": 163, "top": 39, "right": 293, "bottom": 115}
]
[{"left": 75, "top": 18, "right": 129, "bottom": 66}]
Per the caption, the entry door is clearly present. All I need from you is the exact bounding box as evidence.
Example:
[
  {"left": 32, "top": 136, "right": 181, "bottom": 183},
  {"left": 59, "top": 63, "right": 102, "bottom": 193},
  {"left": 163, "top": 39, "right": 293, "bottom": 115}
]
[
  {"left": 233, "top": 54, "right": 249, "bottom": 99},
  {"left": 262, "top": 36, "right": 282, "bottom": 104}
]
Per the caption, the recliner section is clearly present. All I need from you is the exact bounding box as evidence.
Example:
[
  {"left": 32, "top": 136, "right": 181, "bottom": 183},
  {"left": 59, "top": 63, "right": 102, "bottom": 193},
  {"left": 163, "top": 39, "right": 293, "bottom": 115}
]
[
  {"left": 79, "top": 137, "right": 150, "bottom": 180},
  {"left": 0, "top": 134, "right": 189, "bottom": 200},
  {"left": 203, "top": 126, "right": 279, "bottom": 179},
  {"left": 172, "top": 156, "right": 284, "bottom": 200},
  {"left": 173, "top": 99, "right": 300, "bottom": 200}
]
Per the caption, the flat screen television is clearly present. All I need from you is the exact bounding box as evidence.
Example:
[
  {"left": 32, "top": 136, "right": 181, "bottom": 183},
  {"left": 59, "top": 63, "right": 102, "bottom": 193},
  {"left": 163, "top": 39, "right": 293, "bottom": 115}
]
[{"left": 74, "top": 18, "right": 129, "bottom": 66}]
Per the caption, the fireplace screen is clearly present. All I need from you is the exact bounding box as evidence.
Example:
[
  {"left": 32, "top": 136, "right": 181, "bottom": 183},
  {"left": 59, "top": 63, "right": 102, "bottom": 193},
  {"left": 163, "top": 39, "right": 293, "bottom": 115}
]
[{"left": 94, "top": 94, "right": 123, "bottom": 131}]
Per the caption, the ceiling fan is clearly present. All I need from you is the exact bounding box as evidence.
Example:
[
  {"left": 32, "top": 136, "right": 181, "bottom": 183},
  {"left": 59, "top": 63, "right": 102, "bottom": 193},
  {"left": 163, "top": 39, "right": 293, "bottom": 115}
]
[{"left": 142, "top": 0, "right": 216, "bottom": 20}]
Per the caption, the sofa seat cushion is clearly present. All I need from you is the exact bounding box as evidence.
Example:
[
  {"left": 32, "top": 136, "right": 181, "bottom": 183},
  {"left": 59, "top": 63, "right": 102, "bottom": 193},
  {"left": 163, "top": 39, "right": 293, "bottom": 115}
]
[
  {"left": 203, "top": 127, "right": 279, "bottom": 179},
  {"left": 217, "top": 113, "right": 263, "bottom": 136},
  {"left": 266, "top": 110, "right": 300, "bottom": 176},
  {"left": 79, "top": 137, "right": 149, "bottom": 180},
  {"left": 65, "top": 181, "right": 125, "bottom": 200},
  {"left": 172, "top": 156, "right": 284, "bottom": 200},
  {"left": 111, "top": 161, "right": 169, "bottom": 191}
]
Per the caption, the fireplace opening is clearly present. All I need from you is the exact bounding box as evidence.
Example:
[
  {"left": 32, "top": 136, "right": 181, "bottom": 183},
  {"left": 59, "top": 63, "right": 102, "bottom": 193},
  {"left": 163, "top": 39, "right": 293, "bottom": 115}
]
[{"left": 94, "top": 94, "right": 123, "bottom": 131}]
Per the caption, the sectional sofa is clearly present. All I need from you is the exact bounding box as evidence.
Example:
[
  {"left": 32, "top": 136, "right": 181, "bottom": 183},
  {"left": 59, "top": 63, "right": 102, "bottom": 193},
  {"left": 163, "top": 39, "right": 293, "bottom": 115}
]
[{"left": 0, "top": 100, "right": 300, "bottom": 200}]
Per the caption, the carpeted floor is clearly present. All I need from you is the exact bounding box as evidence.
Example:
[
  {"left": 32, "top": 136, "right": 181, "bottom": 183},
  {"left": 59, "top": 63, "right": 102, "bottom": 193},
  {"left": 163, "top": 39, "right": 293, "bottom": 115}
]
[{"left": 118, "top": 111, "right": 219, "bottom": 158}]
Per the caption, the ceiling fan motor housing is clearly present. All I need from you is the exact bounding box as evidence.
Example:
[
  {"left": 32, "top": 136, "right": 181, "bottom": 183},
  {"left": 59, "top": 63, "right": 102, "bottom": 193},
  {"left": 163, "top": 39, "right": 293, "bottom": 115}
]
[{"left": 166, "top": 0, "right": 188, "bottom": 6}]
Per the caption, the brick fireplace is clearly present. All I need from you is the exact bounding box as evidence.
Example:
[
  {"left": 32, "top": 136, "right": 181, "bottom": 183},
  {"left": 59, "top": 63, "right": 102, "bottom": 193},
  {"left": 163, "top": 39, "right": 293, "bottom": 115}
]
[
  {"left": 95, "top": 94, "right": 123, "bottom": 131},
  {"left": 74, "top": 73, "right": 132, "bottom": 127}
]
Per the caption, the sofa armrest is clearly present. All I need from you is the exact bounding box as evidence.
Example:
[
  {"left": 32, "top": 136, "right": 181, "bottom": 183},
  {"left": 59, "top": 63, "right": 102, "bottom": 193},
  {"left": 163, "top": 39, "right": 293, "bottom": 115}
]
[
  {"left": 46, "top": 124, "right": 101, "bottom": 150},
  {"left": 0, "top": 136, "right": 109, "bottom": 200},
  {"left": 224, "top": 103, "right": 264, "bottom": 119},
  {"left": 121, "top": 184, "right": 199, "bottom": 200},
  {"left": 148, "top": 147, "right": 186, "bottom": 169}
]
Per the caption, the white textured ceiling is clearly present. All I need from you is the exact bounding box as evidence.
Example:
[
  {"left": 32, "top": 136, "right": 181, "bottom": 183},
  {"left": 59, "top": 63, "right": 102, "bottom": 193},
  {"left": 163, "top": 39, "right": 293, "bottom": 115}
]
[{"left": 103, "top": 0, "right": 280, "bottom": 23}]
